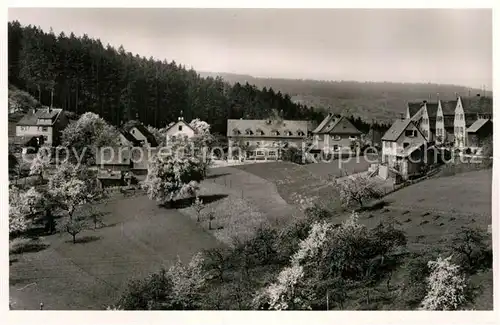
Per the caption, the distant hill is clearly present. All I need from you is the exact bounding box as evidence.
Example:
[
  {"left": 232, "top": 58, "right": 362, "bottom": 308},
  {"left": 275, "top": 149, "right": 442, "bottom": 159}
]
[{"left": 199, "top": 72, "right": 491, "bottom": 123}]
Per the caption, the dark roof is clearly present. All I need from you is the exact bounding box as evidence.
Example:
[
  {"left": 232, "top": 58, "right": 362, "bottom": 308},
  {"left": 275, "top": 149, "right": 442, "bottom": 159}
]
[
  {"left": 95, "top": 147, "right": 132, "bottom": 166},
  {"left": 227, "top": 119, "right": 309, "bottom": 138},
  {"left": 312, "top": 113, "right": 334, "bottom": 133},
  {"left": 408, "top": 102, "right": 424, "bottom": 117},
  {"left": 465, "top": 113, "right": 478, "bottom": 128},
  {"left": 460, "top": 96, "right": 493, "bottom": 115},
  {"left": 323, "top": 116, "right": 362, "bottom": 135},
  {"left": 429, "top": 117, "right": 437, "bottom": 130},
  {"left": 467, "top": 119, "right": 491, "bottom": 133},
  {"left": 443, "top": 115, "right": 455, "bottom": 128},
  {"left": 382, "top": 119, "right": 412, "bottom": 141},
  {"left": 122, "top": 121, "right": 159, "bottom": 147},
  {"left": 17, "top": 107, "right": 63, "bottom": 126},
  {"left": 120, "top": 130, "right": 142, "bottom": 146},
  {"left": 441, "top": 100, "right": 457, "bottom": 115},
  {"left": 426, "top": 103, "right": 439, "bottom": 118}
]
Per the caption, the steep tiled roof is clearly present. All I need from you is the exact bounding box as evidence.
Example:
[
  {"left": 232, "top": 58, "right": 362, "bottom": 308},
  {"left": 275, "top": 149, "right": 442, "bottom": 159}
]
[
  {"left": 17, "top": 107, "right": 63, "bottom": 126},
  {"left": 426, "top": 103, "right": 439, "bottom": 118},
  {"left": 461, "top": 96, "right": 493, "bottom": 115},
  {"left": 408, "top": 102, "right": 424, "bottom": 117},
  {"left": 122, "top": 121, "right": 159, "bottom": 147},
  {"left": 312, "top": 113, "right": 334, "bottom": 133},
  {"left": 467, "top": 119, "right": 491, "bottom": 133},
  {"left": 429, "top": 117, "right": 437, "bottom": 131},
  {"left": 96, "top": 147, "right": 132, "bottom": 166},
  {"left": 443, "top": 115, "right": 455, "bottom": 128},
  {"left": 441, "top": 100, "right": 457, "bottom": 115},
  {"left": 323, "top": 116, "right": 362, "bottom": 135},
  {"left": 164, "top": 119, "right": 196, "bottom": 134},
  {"left": 465, "top": 113, "right": 478, "bottom": 128},
  {"left": 120, "top": 130, "right": 142, "bottom": 146},
  {"left": 381, "top": 119, "right": 412, "bottom": 142},
  {"left": 227, "top": 119, "right": 309, "bottom": 138}
]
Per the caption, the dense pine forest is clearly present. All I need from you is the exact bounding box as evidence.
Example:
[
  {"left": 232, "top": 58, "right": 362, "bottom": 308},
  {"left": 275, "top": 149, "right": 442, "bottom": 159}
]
[{"left": 8, "top": 21, "right": 335, "bottom": 135}]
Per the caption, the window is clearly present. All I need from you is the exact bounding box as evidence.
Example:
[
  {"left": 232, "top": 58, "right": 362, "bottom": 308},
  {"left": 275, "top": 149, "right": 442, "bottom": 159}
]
[
  {"left": 178, "top": 125, "right": 183, "bottom": 131},
  {"left": 43, "top": 136, "right": 48, "bottom": 141},
  {"left": 132, "top": 129, "right": 135, "bottom": 134},
  {"left": 349, "top": 136, "right": 357, "bottom": 140},
  {"left": 405, "top": 130, "right": 414, "bottom": 137},
  {"left": 403, "top": 142, "right": 410, "bottom": 149},
  {"left": 256, "top": 151, "right": 264, "bottom": 156},
  {"left": 437, "top": 116, "right": 443, "bottom": 122},
  {"left": 333, "top": 135, "right": 341, "bottom": 141},
  {"left": 256, "top": 142, "right": 260, "bottom": 146},
  {"left": 246, "top": 142, "right": 250, "bottom": 146},
  {"left": 268, "top": 151, "right": 276, "bottom": 156},
  {"left": 42, "top": 126, "right": 48, "bottom": 132},
  {"left": 333, "top": 145, "right": 339, "bottom": 151},
  {"left": 460, "top": 127, "right": 464, "bottom": 133}
]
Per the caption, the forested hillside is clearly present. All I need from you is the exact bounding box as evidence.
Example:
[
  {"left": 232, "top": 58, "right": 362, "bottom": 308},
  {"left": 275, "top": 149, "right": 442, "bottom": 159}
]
[
  {"left": 8, "top": 21, "right": 327, "bottom": 135},
  {"left": 200, "top": 72, "right": 492, "bottom": 122}
]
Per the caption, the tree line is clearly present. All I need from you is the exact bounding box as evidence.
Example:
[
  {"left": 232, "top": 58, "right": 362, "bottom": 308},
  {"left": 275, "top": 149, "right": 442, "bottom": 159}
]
[
  {"left": 9, "top": 21, "right": 394, "bottom": 135},
  {"left": 8, "top": 21, "right": 328, "bottom": 135}
]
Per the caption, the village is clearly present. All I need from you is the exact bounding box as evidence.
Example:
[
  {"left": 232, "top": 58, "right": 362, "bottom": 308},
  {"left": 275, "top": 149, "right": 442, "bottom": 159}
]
[{"left": 7, "top": 9, "right": 494, "bottom": 313}]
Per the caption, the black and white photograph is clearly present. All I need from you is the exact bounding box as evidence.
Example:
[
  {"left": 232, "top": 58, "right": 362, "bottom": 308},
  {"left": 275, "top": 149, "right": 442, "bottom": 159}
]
[{"left": 5, "top": 4, "right": 496, "bottom": 317}]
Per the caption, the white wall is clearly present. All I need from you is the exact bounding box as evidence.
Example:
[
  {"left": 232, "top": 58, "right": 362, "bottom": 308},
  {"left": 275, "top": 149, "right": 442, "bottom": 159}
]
[
  {"left": 435, "top": 101, "right": 445, "bottom": 143},
  {"left": 454, "top": 98, "right": 467, "bottom": 147},
  {"left": 382, "top": 123, "right": 426, "bottom": 166},
  {"left": 16, "top": 125, "right": 53, "bottom": 144},
  {"left": 165, "top": 121, "right": 196, "bottom": 140}
]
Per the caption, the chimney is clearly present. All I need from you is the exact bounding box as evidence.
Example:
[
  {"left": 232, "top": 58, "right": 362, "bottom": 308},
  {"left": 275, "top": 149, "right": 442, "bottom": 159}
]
[
  {"left": 476, "top": 93, "right": 481, "bottom": 97},
  {"left": 178, "top": 116, "right": 184, "bottom": 121},
  {"left": 400, "top": 113, "right": 405, "bottom": 120}
]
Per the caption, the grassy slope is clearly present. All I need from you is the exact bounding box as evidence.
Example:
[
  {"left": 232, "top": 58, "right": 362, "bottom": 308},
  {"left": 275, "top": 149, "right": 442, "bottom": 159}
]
[
  {"left": 10, "top": 193, "right": 223, "bottom": 310},
  {"left": 238, "top": 162, "right": 492, "bottom": 309}
]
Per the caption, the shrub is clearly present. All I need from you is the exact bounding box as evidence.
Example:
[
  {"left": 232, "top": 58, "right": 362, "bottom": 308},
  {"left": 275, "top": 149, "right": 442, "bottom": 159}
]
[
  {"left": 420, "top": 256, "right": 467, "bottom": 310},
  {"left": 451, "top": 226, "right": 492, "bottom": 274}
]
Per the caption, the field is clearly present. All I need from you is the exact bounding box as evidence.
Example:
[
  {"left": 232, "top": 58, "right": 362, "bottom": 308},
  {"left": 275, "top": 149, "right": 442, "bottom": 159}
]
[
  {"left": 10, "top": 193, "right": 223, "bottom": 310},
  {"left": 10, "top": 165, "right": 301, "bottom": 310}
]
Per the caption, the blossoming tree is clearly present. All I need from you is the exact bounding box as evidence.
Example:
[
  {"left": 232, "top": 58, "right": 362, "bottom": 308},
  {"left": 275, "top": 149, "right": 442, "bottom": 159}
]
[{"left": 143, "top": 153, "right": 205, "bottom": 206}]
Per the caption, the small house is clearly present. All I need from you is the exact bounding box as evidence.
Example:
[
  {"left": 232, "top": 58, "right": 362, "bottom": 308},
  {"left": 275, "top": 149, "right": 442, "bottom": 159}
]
[
  {"left": 381, "top": 118, "right": 427, "bottom": 179},
  {"left": 121, "top": 121, "right": 159, "bottom": 147},
  {"left": 16, "top": 107, "right": 69, "bottom": 146},
  {"left": 164, "top": 116, "right": 197, "bottom": 142},
  {"left": 311, "top": 114, "right": 362, "bottom": 153}
]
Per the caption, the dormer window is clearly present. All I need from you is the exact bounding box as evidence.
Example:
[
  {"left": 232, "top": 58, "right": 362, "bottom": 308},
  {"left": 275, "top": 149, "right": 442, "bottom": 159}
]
[
  {"left": 256, "top": 128, "right": 264, "bottom": 136},
  {"left": 233, "top": 128, "right": 241, "bottom": 135},
  {"left": 245, "top": 128, "right": 253, "bottom": 135},
  {"left": 333, "top": 135, "right": 341, "bottom": 141},
  {"left": 405, "top": 130, "right": 417, "bottom": 137},
  {"left": 297, "top": 130, "right": 305, "bottom": 136},
  {"left": 271, "top": 129, "right": 280, "bottom": 136}
]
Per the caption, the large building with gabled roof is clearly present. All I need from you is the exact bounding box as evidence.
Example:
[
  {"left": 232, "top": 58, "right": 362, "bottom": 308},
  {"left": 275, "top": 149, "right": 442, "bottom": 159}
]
[{"left": 227, "top": 118, "right": 310, "bottom": 159}]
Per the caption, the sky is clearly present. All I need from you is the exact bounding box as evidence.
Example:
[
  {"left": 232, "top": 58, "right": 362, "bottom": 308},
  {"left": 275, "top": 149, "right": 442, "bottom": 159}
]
[{"left": 8, "top": 8, "right": 493, "bottom": 90}]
